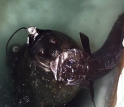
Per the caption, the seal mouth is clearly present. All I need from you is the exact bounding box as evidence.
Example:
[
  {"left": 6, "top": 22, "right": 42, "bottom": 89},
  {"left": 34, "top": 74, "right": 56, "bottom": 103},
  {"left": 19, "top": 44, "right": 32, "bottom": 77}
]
[{"left": 50, "top": 48, "right": 90, "bottom": 82}]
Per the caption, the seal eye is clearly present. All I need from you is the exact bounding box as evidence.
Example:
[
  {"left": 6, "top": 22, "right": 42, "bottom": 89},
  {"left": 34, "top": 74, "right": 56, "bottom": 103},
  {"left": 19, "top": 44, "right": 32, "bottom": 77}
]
[
  {"left": 38, "top": 48, "right": 45, "bottom": 57},
  {"left": 49, "top": 38, "right": 58, "bottom": 44}
]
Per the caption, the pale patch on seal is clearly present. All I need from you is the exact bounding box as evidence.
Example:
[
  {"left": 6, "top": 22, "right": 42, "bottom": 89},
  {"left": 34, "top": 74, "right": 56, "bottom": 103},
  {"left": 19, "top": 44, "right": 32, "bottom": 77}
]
[
  {"left": 122, "top": 38, "right": 124, "bottom": 47},
  {"left": 50, "top": 52, "right": 68, "bottom": 81},
  {"left": 12, "top": 45, "right": 19, "bottom": 52}
]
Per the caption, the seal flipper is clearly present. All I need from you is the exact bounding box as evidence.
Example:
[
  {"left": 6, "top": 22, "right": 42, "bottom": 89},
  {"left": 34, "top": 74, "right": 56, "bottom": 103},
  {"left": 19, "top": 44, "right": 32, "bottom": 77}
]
[
  {"left": 81, "top": 81, "right": 96, "bottom": 107},
  {"left": 80, "top": 32, "right": 91, "bottom": 55},
  {"left": 88, "top": 81, "right": 96, "bottom": 107}
]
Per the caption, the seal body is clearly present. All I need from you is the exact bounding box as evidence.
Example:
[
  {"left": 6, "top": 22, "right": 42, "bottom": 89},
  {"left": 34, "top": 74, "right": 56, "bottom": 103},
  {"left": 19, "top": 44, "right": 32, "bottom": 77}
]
[
  {"left": 9, "top": 29, "right": 81, "bottom": 107},
  {"left": 16, "top": 53, "right": 80, "bottom": 107}
]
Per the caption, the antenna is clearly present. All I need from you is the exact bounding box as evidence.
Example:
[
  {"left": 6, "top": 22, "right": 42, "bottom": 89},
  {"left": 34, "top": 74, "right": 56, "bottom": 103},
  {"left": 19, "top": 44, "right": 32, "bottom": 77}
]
[{"left": 6, "top": 27, "right": 27, "bottom": 60}]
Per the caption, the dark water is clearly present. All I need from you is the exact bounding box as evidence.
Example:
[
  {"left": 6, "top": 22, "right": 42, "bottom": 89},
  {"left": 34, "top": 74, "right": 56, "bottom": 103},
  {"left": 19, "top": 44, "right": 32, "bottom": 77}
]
[{"left": 0, "top": 0, "right": 124, "bottom": 107}]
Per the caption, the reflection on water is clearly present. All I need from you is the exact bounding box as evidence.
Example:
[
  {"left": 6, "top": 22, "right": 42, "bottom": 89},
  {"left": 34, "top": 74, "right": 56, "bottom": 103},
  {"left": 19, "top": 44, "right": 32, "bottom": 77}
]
[{"left": 0, "top": 0, "right": 124, "bottom": 107}]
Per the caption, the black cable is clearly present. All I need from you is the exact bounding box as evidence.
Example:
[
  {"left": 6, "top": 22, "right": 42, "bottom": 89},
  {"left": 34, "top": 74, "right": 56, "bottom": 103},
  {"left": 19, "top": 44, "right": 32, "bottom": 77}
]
[{"left": 6, "top": 27, "right": 27, "bottom": 60}]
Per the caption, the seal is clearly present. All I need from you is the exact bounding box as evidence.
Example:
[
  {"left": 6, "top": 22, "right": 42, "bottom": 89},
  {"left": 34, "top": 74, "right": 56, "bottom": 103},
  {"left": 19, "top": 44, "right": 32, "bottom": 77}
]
[
  {"left": 6, "top": 27, "right": 84, "bottom": 107},
  {"left": 50, "top": 13, "right": 124, "bottom": 106},
  {"left": 6, "top": 13, "right": 124, "bottom": 107}
]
